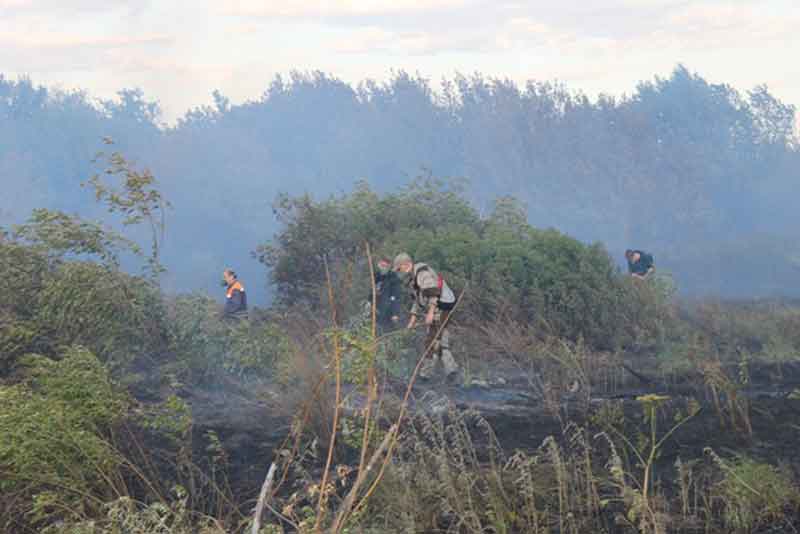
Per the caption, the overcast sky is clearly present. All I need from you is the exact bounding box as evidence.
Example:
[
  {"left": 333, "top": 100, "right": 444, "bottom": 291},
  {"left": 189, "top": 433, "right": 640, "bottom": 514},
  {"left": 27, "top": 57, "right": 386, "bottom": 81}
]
[{"left": 2, "top": 0, "right": 799, "bottom": 122}]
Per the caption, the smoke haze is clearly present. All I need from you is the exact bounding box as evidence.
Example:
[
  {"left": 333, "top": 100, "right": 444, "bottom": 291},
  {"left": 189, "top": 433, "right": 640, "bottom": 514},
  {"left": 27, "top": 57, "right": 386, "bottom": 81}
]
[{"left": 1, "top": 66, "right": 798, "bottom": 302}]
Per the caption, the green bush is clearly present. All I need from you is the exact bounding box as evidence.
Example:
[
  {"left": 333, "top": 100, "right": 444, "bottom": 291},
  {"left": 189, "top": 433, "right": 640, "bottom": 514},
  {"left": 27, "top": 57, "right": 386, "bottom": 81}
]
[
  {"left": 258, "top": 180, "right": 673, "bottom": 349},
  {"left": 166, "top": 294, "right": 289, "bottom": 385},
  {"left": 0, "top": 218, "right": 168, "bottom": 374},
  {"left": 34, "top": 261, "right": 166, "bottom": 367},
  {"left": 709, "top": 451, "right": 800, "bottom": 532},
  {"left": 226, "top": 319, "right": 290, "bottom": 377},
  {"left": 255, "top": 178, "right": 479, "bottom": 305},
  {"left": 165, "top": 294, "right": 230, "bottom": 383},
  {"left": 0, "top": 240, "right": 52, "bottom": 371},
  {"left": 0, "top": 347, "right": 128, "bottom": 528}
]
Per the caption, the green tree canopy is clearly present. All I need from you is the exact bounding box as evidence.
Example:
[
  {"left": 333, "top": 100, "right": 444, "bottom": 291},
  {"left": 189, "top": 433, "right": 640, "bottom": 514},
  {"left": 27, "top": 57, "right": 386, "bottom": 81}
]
[{"left": 257, "top": 180, "right": 660, "bottom": 348}]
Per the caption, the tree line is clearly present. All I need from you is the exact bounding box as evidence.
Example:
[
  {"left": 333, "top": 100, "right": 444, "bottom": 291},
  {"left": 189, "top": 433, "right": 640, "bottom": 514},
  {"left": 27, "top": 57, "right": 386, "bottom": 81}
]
[{"left": 1, "top": 65, "right": 798, "bottom": 300}]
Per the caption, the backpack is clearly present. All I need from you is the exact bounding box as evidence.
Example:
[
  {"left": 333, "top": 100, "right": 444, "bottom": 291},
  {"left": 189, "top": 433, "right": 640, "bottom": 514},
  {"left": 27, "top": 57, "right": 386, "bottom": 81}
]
[{"left": 414, "top": 265, "right": 456, "bottom": 310}]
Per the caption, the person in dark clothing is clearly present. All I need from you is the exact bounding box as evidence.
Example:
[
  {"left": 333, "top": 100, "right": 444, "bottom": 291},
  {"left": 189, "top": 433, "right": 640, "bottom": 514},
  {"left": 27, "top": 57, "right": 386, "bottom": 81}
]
[
  {"left": 625, "top": 250, "right": 655, "bottom": 279},
  {"left": 373, "top": 257, "right": 403, "bottom": 330},
  {"left": 222, "top": 268, "right": 248, "bottom": 319}
]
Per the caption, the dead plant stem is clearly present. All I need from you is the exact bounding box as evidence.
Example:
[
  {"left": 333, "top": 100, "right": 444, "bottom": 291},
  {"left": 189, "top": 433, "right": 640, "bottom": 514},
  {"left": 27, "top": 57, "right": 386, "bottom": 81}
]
[
  {"left": 314, "top": 256, "right": 343, "bottom": 532},
  {"left": 350, "top": 286, "right": 468, "bottom": 517}
]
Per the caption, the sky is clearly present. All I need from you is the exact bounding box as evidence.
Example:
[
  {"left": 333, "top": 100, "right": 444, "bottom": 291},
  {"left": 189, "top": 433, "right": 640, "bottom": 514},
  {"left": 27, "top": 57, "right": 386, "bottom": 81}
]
[{"left": 2, "top": 0, "right": 799, "bottom": 122}]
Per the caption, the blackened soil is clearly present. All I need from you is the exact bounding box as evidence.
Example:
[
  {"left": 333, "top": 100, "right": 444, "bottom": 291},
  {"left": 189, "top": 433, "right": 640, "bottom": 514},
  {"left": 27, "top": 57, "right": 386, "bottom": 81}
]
[{"left": 138, "top": 359, "right": 800, "bottom": 515}]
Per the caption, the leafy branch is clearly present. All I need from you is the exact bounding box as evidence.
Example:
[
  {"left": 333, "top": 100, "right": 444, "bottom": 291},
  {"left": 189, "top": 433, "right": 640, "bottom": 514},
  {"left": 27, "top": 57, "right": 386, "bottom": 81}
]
[{"left": 85, "top": 138, "right": 171, "bottom": 280}]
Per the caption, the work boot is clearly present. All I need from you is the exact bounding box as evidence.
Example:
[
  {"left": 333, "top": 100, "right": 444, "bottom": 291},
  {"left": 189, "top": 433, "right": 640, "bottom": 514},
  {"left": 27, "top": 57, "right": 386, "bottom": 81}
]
[
  {"left": 441, "top": 350, "right": 458, "bottom": 375},
  {"left": 441, "top": 350, "right": 461, "bottom": 385}
]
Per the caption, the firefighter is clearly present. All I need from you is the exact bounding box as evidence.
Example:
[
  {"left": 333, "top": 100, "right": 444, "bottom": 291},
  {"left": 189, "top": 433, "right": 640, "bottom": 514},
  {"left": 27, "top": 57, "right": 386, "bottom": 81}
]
[
  {"left": 222, "top": 268, "right": 248, "bottom": 319},
  {"left": 373, "top": 257, "right": 403, "bottom": 331},
  {"left": 625, "top": 249, "right": 655, "bottom": 279},
  {"left": 393, "top": 253, "right": 459, "bottom": 381}
]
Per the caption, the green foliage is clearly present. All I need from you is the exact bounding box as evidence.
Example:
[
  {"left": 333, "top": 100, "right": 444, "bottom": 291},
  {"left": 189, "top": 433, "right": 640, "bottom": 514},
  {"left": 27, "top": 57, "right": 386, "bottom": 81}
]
[
  {"left": 165, "top": 294, "right": 228, "bottom": 382},
  {"left": 708, "top": 451, "right": 800, "bottom": 532},
  {"left": 21, "top": 347, "right": 127, "bottom": 422},
  {"left": 12, "top": 208, "right": 136, "bottom": 267},
  {"left": 142, "top": 394, "right": 193, "bottom": 444},
  {"left": 645, "top": 297, "right": 800, "bottom": 381},
  {"left": 601, "top": 395, "right": 698, "bottom": 533},
  {"left": 1, "top": 212, "right": 168, "bottom": 373},
  {"left": 616, "top": 275, "right": 677, "bottom": 350},
  {"left": 166, "top": 294, "right": 289, "bottom": 385},
  {"left": 226, "top": 320, "right": 290, "bottom": 377},
  {"left": 0, "top": 239, "right": 52, "bottom": 370},
  {"left": 42, "top": 487, "right": 226, "bottom": 534},
  {"left": 36, "top": 260, "right": 165, "bottom": 367},
  {"left": 259, "top": 182, "right": 672, "bottom": 348},
  {"left": 255, "top": 178, "right": 478, "bottom": 304},
  {"left": 0, "top": 347, "right": 127, "bottom": 527},
  {"left": 0, "top": 149, "right": 168, "bottom": 372},
  {"left": 86, "top": 141, "right": 171, "bottom": 279},
  {"left": 0, "top": 318, "right": 36, "bottom": 371},
  {"left": 335, "top": 305, "right": 414, "bottom": 384}
]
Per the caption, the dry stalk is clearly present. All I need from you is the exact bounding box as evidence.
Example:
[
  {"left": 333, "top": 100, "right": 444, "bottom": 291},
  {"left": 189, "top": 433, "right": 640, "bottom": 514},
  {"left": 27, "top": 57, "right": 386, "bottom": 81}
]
[
  {"left": 313, "top": 256, "right": 344, "bottom": 532},
  {"left": 329, "top": 423, "right": 398, "bottom": 532},
  {"left": 359, "top": 243, "right": 379, "bottom": 474},
  {"left": 263, "top": 246, "right": 380, "bottom": 532},
  {"left": 329, "top": 242, "right": 385, "bottom": 534},
  {"left": 346, "top": 286, "right": 468, "bottom": 522},
  {"left": 251, "top": 462, "right": 277, "bottom": 534}
]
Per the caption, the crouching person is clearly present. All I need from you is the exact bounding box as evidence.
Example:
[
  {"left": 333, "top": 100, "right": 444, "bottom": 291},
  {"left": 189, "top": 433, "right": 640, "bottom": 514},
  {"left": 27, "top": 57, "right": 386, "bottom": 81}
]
[
  {"left": 393, "top": 253, "right": 459, "bottom": 383},
  {"left": 625, "top": 249, "right": 655, "bottom": 279}
]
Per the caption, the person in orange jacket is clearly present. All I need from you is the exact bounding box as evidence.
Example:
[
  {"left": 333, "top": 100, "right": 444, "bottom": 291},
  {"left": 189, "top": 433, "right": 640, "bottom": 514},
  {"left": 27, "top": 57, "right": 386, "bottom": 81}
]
[{"left": 222, "top": 268, "right": 248, "bottom": 319}]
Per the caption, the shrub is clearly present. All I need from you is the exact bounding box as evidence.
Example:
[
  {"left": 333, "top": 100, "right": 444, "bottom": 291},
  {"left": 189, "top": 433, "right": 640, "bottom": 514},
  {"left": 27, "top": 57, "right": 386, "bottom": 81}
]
[
  {"left": 0, "top": 347, "right": 128, "bottom": 529},
  {"left": 0, "top": 240, "right": 54, "bottom": 372},
  {"left": 259, "top": 181, "right": 674, "bottom": 350},
  {"left": 226, "top": 319, "right": 291, "bottom": 377},
  {"left": 708, "top": 451, "right": 800, "bottom": 532},
  {"left": 34, "top": 261, "right": 166, "bottom": 369},
  {"left": 0, "top": 224, "right": 168, "bottom": 375},
  {"left": 166, "top": 294, "right": 290, "bottom": 385},
  {"left": 165, "top": 293, "right": 234, "bottom": 385}
]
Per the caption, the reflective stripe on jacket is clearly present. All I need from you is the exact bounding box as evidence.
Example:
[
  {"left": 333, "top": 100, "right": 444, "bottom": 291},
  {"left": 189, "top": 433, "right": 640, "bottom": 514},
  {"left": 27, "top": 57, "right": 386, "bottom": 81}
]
[{"left": 224, "top": 281, "right": 247, "bottom": 317}]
